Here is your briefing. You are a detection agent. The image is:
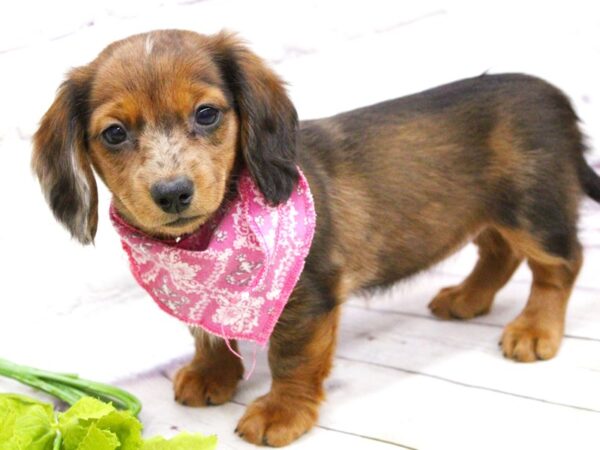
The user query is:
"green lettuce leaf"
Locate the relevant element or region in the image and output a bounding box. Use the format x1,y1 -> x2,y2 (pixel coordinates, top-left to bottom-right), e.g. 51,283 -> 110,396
60,423 -> 89,450
0,393 -> 59,450
58,397 -> 143,450
76,424 -> 120,450
142,433 -> 218,450
58,397 -> 116,450
59,397 -> 115,424
1,394 -> 218,450
95,410 -> 143,450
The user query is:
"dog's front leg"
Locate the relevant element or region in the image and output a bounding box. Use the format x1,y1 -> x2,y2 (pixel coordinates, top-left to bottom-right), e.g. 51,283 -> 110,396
236,300 -> 341,447
174,330 -> 244,406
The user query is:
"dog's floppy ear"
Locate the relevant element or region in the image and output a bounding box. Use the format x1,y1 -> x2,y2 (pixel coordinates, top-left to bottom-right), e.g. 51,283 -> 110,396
32,67 -> 98,245
210,32 -> 299,205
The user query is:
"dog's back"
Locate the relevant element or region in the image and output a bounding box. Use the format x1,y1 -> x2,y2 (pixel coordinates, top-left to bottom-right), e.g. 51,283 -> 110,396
299,73 -> 592,286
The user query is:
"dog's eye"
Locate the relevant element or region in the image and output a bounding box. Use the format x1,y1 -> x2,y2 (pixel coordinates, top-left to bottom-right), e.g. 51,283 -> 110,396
102,125 -> 128,146
195,106 -> 220,127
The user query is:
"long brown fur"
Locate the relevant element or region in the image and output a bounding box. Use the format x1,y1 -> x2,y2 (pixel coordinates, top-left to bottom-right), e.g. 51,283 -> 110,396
32,30 -> 600,446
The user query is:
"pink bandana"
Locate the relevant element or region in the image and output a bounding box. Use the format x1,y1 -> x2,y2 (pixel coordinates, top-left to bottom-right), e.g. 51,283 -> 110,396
110,169 -> 316,346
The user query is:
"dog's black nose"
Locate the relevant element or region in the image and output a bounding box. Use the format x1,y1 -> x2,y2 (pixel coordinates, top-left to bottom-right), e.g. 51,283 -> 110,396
151,177 -> 194,213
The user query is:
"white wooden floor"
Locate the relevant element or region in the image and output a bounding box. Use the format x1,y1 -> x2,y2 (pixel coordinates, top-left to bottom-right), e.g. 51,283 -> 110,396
1,1 -> 599,449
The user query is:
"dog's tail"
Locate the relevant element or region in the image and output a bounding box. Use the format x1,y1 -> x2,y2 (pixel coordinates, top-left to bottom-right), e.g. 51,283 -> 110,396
578,156 -> 600,203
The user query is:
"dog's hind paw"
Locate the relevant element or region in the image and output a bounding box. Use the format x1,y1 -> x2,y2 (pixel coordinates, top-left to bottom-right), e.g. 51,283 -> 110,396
500,315 -> 562,362
428,285 -> 493,320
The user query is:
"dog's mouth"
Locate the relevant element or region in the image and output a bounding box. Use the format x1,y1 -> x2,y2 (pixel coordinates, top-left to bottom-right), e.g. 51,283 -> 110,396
164,215 -> 204,228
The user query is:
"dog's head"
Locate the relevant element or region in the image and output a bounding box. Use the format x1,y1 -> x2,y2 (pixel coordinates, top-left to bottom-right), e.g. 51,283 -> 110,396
32,30 -> 298,243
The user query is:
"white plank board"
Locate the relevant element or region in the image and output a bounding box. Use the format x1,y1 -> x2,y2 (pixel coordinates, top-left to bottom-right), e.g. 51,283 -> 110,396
119,350 -> 600,450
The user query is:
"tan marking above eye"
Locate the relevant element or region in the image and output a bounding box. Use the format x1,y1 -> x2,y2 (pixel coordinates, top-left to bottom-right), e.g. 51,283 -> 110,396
90,101 -> 137,138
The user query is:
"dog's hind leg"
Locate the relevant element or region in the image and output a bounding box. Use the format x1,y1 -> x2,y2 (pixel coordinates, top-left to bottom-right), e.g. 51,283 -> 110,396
429,228 -> 523,320
499,231 -> 582,362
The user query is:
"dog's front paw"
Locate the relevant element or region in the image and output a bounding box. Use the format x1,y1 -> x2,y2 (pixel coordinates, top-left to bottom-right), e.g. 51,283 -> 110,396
500,315 -> 563,362
235,393 -> 318,447
429,285 -> 493,320
174,357 -> 244,406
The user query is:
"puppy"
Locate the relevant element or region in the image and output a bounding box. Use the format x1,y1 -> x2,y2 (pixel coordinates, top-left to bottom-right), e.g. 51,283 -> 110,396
32,30 -> 600,446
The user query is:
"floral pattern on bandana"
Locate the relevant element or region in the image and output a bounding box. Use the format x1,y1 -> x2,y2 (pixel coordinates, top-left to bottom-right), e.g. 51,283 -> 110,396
110,169 -> 316,346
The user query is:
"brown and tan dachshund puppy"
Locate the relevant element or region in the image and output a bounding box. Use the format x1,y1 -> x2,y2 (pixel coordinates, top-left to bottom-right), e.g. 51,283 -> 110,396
32,30 -> 600,446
